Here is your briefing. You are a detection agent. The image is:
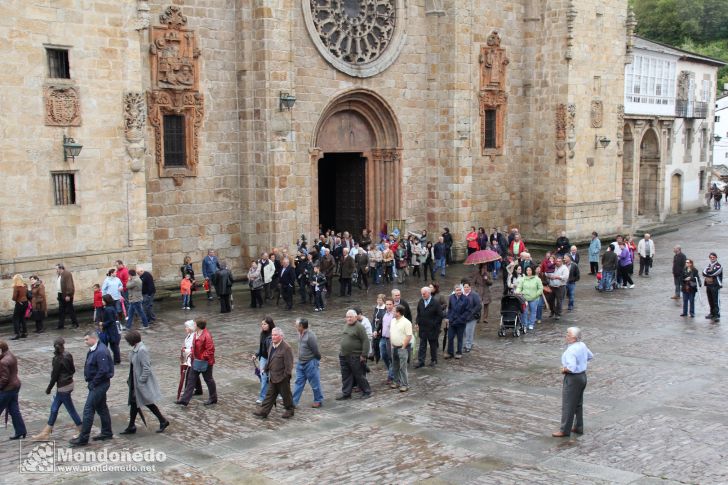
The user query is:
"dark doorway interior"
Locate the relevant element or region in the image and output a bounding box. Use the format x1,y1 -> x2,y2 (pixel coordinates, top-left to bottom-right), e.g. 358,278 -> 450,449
318,153 -> 366,237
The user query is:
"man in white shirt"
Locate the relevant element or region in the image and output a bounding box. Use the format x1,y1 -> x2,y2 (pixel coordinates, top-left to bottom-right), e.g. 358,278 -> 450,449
552,327 -> 593,438
637,233 -> 656,277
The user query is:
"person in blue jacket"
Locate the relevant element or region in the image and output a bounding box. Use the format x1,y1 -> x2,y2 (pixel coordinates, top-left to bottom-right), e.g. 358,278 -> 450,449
445,284 -> 469,359
69,330 -> 114,447
202,249 -> 221,300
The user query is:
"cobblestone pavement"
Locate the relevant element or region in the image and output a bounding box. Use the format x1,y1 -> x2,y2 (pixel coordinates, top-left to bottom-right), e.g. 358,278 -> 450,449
2,211 -> 728,484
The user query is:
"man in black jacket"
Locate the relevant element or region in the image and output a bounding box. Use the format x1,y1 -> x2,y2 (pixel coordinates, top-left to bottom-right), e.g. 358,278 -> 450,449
672,246 -> 687,299
212,262 -> 234,313
279,258 -> 296,310
564,255 -> 580,311
136,266 -> 156,322
415,286 -> 445,368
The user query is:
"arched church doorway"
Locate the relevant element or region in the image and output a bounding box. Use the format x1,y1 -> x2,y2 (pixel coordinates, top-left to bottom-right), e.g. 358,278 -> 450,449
638,129 -> 660,217
311,90 -> 402,238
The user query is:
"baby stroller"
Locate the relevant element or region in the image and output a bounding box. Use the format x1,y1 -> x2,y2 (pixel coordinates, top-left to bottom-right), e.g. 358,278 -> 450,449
498,294 -> 526,337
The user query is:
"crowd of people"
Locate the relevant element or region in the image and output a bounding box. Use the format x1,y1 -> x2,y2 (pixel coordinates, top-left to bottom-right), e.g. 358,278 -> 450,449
0,224 -> 723,445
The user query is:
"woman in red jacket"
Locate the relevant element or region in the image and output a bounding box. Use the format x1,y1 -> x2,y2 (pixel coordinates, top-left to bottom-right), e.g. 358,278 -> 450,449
176,319 -> 217,406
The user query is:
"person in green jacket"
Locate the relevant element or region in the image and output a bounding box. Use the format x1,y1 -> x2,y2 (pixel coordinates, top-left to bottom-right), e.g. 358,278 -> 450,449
516,266 -> 544,331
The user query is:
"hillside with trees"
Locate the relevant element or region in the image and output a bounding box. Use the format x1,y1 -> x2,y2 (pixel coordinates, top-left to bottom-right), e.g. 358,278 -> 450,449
631,0 -> 728,92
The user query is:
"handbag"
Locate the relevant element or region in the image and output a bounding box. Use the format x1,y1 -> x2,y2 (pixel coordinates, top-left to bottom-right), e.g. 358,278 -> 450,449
704,276 -> 715,285
192,358 -> 209,373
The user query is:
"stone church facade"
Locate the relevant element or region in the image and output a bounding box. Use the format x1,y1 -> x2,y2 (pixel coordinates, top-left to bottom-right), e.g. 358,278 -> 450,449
0,0 -> 632,314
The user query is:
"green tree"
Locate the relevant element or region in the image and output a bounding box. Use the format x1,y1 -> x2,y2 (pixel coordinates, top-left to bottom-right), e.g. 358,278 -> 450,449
632,0 -> 728,91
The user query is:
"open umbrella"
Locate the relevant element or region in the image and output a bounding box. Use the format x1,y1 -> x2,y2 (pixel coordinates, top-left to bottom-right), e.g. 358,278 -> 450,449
464,249 -> 502,265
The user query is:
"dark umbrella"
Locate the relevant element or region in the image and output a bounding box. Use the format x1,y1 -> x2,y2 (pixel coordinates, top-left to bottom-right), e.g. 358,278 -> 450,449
464,249 -> 502,265
137,408 -> 148,428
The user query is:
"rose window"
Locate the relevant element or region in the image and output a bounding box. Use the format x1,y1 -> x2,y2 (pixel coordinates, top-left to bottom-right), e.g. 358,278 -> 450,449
310,0 -> 396,65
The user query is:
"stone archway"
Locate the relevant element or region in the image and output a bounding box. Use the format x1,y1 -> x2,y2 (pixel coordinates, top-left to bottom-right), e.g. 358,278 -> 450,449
638,128 -> 660,217
310,89 -> 402,237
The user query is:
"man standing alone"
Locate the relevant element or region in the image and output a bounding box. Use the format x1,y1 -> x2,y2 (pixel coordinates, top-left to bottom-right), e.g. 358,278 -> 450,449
292,318 -> 324,408
552,327 -> 593,438
637,234 -> 655,277
254,327 -> 295,419
336,310 -> 371,400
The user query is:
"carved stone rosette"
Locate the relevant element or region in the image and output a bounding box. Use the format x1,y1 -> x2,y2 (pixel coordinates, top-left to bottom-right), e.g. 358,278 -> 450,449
590,100 -> 603,128
555,104 -> 567,162
147,90 -> 204,179
44,85 -> 81,127
147,5 -> 203,185
124,92 -> 147,172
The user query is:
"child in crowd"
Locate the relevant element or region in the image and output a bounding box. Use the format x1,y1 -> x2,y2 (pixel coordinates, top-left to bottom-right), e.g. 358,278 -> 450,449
92,284 -> 104,323
180,273 -> 192,310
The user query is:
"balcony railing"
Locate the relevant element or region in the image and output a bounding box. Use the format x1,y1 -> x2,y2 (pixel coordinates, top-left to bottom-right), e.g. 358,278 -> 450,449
675,99 -> 708,119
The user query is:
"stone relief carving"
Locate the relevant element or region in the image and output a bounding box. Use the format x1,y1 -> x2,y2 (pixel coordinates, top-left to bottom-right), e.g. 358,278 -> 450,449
147,6 -> 204,184
150,5 -> 200,90
134,0 -> 151,31
616,104 -> 625,157
147,90 -> 205,177
567,103 -> 576,158
478,31 -> 509,156
44,85 -> 81,127
310,0 -> 395,65
556,104 -> 567,162
124,92 -> 147,172
479,31 -> 509,90
590,100 -> 603,128
565,0 -> 577,60
479,30 -> 509,156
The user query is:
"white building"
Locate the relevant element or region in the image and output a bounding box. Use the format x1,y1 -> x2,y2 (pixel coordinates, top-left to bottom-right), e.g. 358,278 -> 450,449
713,94 -> 728,182
622,37 -> 725,228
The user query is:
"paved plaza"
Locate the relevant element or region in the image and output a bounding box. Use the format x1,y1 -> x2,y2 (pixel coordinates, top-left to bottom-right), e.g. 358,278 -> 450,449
2,212 -> 728,484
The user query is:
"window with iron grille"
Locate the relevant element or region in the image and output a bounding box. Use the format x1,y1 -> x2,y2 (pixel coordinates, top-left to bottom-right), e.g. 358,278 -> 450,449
47,48 -> 70,79
699,170 -> 705,191
163,115 -> 186,167
52,172 -> 76,205
483,109 -> 497,149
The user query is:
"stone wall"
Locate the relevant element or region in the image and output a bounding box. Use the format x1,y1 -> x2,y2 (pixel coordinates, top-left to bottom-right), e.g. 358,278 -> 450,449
0,0 -> 150,314
144,1 -> 243,286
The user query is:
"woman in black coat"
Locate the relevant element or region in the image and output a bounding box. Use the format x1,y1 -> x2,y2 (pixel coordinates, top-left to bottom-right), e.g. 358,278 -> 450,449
100,294 -> 121,364
680,259 -> 701,318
